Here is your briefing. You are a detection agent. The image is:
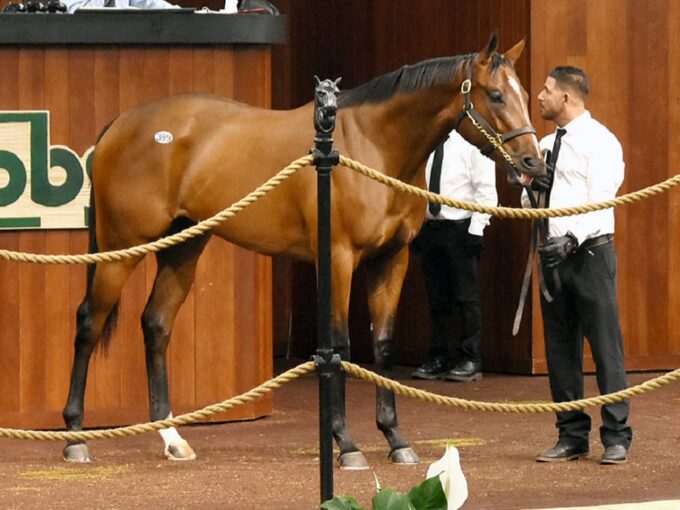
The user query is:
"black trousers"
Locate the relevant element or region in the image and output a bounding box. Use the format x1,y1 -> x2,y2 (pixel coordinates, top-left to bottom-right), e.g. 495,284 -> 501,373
540,240 -> 632,448
417,219 -> 481,365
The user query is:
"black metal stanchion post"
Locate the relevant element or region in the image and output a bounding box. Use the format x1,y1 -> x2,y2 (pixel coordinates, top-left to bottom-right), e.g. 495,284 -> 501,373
311,77 -> 341,505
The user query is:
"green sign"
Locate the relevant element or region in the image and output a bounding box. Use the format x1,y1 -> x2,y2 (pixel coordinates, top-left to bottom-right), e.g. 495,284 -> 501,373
0,111 -> 93,229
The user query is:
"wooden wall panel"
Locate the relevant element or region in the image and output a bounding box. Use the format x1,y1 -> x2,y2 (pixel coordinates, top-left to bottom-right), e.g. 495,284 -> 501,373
529,0 -> 680,372
0,45 -> 273,428
273,0 -> 680,375
273,0 -> 535,372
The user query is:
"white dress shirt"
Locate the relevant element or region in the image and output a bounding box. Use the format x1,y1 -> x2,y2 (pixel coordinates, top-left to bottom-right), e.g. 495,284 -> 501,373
528,111 -> 624,245
425,130 -> 498,236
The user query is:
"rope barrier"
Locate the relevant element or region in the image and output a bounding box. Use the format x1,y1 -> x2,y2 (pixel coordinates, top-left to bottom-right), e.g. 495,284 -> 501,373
338,155 -> 680,219
341,362 -> 680,413
0,153 -> 679,441
0,155 -> 312,265
0,362 -> 316,441
1,361 -> 678,441
1,153 -> 679,263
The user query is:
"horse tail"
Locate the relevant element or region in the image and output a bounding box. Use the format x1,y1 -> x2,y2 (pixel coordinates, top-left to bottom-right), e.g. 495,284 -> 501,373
88,120 -> 119,353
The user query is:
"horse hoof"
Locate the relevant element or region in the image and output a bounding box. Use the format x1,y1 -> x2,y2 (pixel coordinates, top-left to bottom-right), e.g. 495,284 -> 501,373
389,447 -> 420,465
63,443 -> 92,463
164,439 -> 197,461
338,451 -> 369,471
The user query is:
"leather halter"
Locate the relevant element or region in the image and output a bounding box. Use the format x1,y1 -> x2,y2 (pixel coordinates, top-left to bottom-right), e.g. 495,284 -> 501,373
449,57 -> 557,333
453,57 -> 537,159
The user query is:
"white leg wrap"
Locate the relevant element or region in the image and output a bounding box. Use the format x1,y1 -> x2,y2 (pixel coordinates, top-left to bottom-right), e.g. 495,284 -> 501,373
159,413 -> 197,461
159,413 -> 183,448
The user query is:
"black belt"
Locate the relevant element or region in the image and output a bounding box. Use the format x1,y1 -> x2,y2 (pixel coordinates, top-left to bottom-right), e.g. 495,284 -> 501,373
579,233 -> 614,251
425,218 -> 470,229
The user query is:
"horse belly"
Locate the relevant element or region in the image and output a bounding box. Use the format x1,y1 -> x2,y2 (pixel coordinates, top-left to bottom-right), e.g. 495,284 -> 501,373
180,143 -> 317,260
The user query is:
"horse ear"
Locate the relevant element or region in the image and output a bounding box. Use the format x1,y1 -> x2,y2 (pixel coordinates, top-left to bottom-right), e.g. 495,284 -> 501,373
315,75 -> 321,86
504,39 -> 526,66
476,32 -> 499,65
334,77 -> 342,87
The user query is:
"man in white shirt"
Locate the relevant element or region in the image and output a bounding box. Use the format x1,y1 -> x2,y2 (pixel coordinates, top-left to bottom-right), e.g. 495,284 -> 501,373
411,130 -> 497,382
526,66 -> 632,465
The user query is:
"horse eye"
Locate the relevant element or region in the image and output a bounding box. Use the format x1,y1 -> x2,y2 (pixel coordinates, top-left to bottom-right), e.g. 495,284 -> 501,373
488,90 -> 504,103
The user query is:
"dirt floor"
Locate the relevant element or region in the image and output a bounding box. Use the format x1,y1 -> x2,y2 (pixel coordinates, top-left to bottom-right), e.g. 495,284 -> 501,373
0,360 -> 678,510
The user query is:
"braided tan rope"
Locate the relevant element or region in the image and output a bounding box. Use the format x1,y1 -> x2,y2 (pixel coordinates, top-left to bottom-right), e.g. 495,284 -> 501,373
339,155 -> 680,219
1,360 -> 678,441
2,153 -> 680,264
340,361 -> 680,413
0,361 -> 315,441
0,155 -> 313,265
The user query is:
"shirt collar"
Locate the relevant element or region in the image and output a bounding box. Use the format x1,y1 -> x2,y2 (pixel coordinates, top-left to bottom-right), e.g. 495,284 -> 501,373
558,110 -> 591,135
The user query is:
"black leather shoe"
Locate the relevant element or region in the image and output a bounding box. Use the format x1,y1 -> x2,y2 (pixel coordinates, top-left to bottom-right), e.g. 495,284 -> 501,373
445,360 -> 481,382
411,357 -> 448,380
536,442 -> 589,462
600,444 -> 628,464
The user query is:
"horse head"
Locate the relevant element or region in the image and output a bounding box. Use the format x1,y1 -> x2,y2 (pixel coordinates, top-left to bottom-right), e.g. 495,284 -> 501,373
454,34 -> 546,186
314,76 -> 341,134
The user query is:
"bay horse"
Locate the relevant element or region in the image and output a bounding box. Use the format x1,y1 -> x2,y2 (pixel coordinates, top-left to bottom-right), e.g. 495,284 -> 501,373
62,34 -> 545,469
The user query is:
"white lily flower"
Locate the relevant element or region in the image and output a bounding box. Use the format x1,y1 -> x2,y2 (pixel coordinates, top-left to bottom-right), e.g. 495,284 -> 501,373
426,444 -> 468,510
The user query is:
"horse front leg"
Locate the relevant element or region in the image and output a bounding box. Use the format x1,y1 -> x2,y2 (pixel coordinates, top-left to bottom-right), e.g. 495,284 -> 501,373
366,247 -> 419,465
142,235 -> 208,461
325,249 -> 368,470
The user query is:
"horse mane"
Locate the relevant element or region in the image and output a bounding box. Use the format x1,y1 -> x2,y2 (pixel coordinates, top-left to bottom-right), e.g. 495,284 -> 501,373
337,52 -> 508,108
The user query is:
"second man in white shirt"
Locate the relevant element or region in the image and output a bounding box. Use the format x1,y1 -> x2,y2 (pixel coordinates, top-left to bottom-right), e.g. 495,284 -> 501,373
412,130 -> 497,382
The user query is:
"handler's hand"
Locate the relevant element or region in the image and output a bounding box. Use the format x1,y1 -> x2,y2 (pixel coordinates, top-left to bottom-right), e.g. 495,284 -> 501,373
539,234 -> 577,268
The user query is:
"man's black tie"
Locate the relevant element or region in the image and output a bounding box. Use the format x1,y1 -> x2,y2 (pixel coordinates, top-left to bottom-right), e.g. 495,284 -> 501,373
548,127 -> 567,172
544,127 -> 566,233
428,141 -> 445,216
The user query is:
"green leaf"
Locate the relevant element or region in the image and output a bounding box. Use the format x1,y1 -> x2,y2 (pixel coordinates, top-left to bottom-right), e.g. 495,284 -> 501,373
407,476 -> 447,510
372,488 -> 416,510
321,495 -> 364,510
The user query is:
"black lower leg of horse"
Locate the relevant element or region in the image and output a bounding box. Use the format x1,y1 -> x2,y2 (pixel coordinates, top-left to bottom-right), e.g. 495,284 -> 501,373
330,329 -> 360,455
143,232 -> 208,422
365,248 -> 418,463
63,300 -> 97,436
374,336 -> 408,452
141,312 -> 172,422
62,258 -> 141,462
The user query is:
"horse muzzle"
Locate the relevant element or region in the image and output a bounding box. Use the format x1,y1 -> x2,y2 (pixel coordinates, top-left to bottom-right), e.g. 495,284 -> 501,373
506,155 -> 546,186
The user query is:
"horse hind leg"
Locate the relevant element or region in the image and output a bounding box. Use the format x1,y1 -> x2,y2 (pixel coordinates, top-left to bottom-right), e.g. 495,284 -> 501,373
141,228 -> 209,461
366,248 -> 419,465
63,257 -> 143,462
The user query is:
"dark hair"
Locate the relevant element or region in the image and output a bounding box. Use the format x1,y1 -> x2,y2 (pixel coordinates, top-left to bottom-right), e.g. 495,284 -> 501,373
338,55 -> 468,108
549,66 -> 590,100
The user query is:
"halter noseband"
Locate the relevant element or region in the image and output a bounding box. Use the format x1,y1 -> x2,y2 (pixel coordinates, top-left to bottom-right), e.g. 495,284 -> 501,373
452,58 -> 536,164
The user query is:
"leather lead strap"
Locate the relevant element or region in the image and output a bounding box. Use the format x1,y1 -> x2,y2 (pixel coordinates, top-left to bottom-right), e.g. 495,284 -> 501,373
513,221 -> 538,336
512,187 -> 556,336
